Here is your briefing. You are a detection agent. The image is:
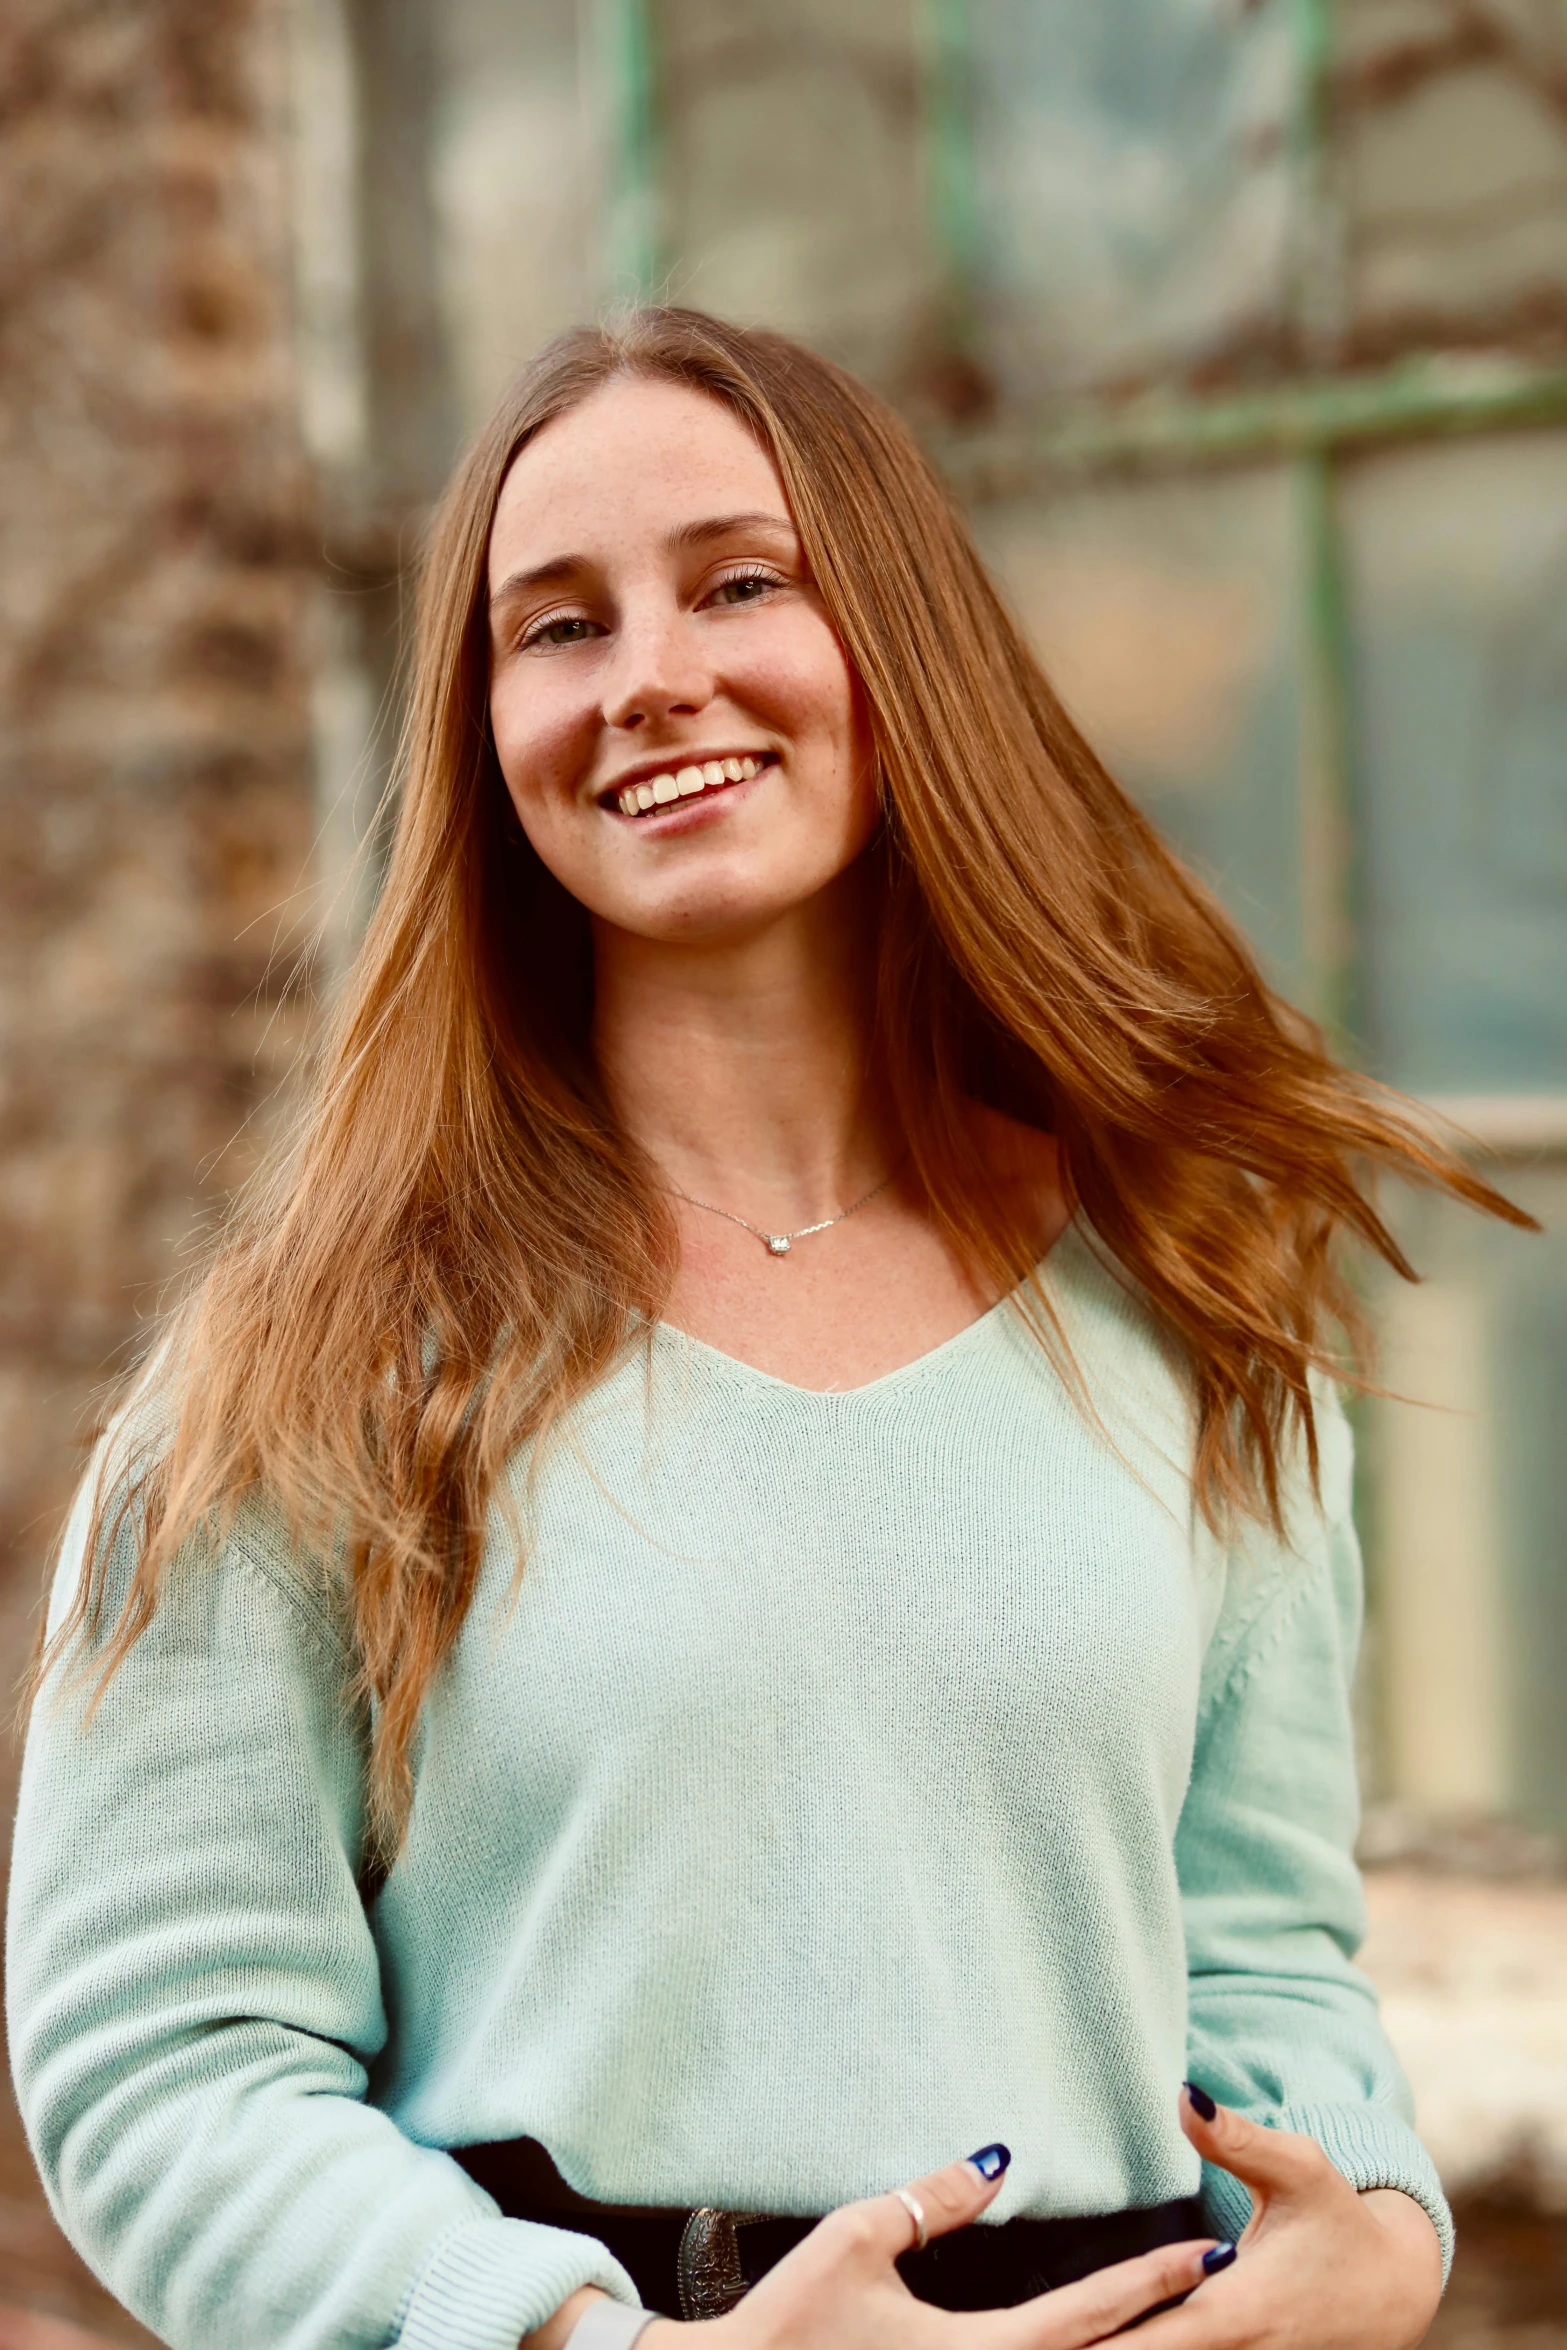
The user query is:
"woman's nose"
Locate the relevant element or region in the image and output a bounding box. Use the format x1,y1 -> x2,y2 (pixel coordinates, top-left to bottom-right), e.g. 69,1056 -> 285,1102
602,610 -> 715,731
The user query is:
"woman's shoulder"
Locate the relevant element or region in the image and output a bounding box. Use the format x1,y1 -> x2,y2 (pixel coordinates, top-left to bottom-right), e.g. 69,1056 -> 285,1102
43,1402 -> 356,1682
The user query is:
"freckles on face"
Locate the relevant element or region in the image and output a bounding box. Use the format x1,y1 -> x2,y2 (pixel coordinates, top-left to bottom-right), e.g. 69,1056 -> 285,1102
484,375 -> 879,942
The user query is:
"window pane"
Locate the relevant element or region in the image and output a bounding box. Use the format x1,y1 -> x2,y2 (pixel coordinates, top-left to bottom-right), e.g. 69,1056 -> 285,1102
659,0 -> 936,389
1340,0 -> 1567,362
973,464 -> 1308,999
1370,1169 -> 1567,1842
1344,433 -> 1567,1096
432,0 -> 603,437
967,0 -> 1299,401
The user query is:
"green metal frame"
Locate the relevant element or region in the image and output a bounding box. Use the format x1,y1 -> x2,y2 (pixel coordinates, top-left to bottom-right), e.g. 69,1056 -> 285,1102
934,353 -> 1567,491
919,0 -> 982,350
1291,0 -> 1356,1048
1294,446 -> 1359,1039
599,0 -> 663,300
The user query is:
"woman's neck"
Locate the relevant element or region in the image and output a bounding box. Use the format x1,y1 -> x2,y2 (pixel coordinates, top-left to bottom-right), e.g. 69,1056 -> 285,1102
590,880 -> 890,1227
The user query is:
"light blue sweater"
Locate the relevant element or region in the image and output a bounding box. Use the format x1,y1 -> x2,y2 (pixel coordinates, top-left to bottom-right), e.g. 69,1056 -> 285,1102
7,1224 -> 1448,2350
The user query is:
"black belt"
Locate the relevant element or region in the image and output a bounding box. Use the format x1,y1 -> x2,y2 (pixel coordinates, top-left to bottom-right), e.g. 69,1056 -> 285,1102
455,2137 -> 1206,2323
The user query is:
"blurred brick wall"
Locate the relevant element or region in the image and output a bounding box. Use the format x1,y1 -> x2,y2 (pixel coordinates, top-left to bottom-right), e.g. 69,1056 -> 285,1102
0,0 -> 316,2329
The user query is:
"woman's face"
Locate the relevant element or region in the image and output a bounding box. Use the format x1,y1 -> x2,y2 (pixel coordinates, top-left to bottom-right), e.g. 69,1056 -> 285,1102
486,376 -> 879,947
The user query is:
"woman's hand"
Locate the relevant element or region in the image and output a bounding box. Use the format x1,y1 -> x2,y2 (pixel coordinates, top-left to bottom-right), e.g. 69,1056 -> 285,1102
637,2148 -> 1224,2347
1129,2088 -> 1444,2350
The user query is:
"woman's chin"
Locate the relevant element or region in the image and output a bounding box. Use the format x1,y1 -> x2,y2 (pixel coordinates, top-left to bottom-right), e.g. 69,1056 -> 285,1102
582,853 -> 869,955
590,889 -> 821,954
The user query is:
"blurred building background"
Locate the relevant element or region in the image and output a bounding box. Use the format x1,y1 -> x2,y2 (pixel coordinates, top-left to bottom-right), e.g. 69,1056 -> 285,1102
2,2 -> 1566,2344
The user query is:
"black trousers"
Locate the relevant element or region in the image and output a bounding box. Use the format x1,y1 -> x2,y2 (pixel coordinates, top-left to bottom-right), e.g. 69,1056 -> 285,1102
455,2137 -> 1206,2322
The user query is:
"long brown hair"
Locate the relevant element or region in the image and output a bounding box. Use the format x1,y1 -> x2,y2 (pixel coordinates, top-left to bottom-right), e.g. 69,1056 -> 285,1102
48,306 -> 1526,1854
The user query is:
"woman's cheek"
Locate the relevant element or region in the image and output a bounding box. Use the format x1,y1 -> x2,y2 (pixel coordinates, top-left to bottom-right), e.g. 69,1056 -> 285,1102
490,691 -> 575,818
736,673 -> 850,769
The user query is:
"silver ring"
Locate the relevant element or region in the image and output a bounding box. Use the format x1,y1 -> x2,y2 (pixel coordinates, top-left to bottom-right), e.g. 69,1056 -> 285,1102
891,2187 -> 928,2253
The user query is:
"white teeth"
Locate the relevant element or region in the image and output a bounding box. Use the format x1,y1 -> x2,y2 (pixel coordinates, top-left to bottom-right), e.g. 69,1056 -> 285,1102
614,753 -> 770,817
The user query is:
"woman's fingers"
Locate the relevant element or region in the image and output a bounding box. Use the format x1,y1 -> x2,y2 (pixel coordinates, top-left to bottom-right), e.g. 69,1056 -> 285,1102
736,2156 -> 1224,2350
1180,2082 -> 1348,2206
999,2237 -> 1229,2350
825,2143 -> 1012,2267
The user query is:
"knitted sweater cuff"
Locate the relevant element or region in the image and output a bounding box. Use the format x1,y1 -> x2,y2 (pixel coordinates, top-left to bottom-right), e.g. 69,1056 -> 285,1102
396,2214 -> 640,2350
1198,2102 -> 1454,2286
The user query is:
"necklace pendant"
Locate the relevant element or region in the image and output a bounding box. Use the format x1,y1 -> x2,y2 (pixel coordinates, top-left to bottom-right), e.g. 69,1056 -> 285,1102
765,1234 -> 792,1256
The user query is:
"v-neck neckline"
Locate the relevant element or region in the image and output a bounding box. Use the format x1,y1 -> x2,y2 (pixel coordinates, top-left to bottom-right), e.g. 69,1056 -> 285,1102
653,1216 -> 1090,1401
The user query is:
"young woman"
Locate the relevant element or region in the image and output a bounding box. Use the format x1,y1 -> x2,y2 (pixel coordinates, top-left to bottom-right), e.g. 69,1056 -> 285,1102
9,310 -> 1520,2350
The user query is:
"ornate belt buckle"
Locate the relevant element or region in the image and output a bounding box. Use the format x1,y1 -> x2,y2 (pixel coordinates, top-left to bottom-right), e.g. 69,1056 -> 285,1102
677,2206 -> 769,2320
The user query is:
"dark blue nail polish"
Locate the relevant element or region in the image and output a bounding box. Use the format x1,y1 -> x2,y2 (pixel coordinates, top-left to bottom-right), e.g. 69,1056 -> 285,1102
967,2143 -> 1011,2180
1184,2081 -> 1217,2122
1202,2243 -> 1237,2276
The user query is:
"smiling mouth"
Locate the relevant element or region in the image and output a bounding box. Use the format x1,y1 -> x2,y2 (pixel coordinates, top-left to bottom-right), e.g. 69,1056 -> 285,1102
606,751 -> 775,820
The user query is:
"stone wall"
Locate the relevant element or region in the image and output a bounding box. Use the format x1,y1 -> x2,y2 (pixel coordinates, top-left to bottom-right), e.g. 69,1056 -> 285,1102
0,1 -> 316,2329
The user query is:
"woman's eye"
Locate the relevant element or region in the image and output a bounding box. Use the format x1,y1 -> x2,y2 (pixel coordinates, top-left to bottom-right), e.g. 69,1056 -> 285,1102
522,615 -> 599,651
708,571 -> 779,607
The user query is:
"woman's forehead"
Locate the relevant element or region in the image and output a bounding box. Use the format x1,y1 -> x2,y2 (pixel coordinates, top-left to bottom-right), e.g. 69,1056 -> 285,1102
489,377 -> 788,579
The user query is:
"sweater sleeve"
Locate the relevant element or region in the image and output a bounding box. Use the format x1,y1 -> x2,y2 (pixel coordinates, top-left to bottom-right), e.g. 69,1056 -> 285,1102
1174,1386 -> 1453,2278
5,1478 -> 638,2350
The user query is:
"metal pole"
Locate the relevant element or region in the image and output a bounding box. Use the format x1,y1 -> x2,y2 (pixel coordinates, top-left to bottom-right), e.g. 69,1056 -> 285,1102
596,0 -> 662,301
1288,0 -> 1344,366
1286,0 -> 1384,1790
919,0 -> 980,350
934,355 -> 1567,490
1295,446 -> 1361,1043
1286,0 -> 1360,1046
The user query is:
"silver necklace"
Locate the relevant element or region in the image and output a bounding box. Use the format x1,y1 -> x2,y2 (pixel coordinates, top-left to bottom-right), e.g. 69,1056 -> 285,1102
668,1168 -> 896,1257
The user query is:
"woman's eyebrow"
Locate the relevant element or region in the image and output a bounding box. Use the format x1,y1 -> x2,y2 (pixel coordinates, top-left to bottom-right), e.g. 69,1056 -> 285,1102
489,512 -> 797,610
489,554 -> 584,610
666,510 -> 797,551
